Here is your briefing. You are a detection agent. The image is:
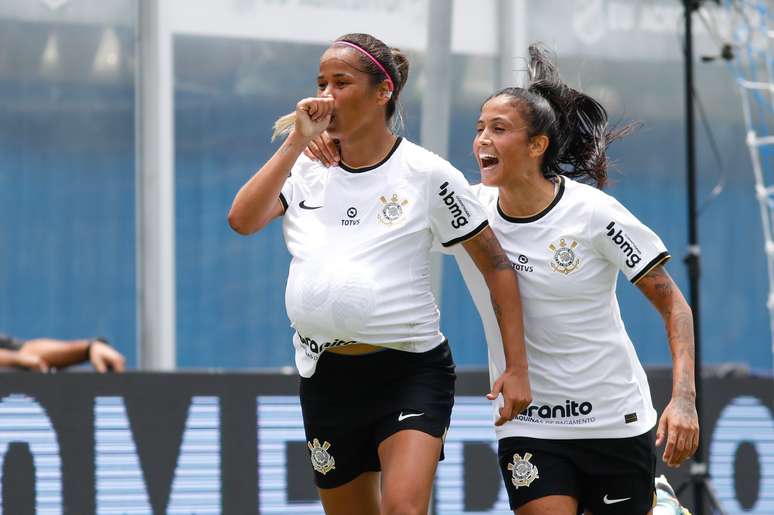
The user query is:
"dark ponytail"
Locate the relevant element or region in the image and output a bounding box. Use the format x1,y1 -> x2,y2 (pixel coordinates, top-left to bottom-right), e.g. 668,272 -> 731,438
486,44 -> 636,189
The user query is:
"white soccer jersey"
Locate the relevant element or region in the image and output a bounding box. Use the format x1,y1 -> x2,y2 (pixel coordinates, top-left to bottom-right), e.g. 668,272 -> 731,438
280,138 -> 488,377
448,176 -> 670,439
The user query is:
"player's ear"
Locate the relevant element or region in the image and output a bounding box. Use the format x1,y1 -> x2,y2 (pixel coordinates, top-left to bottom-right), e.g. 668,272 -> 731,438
529,135 -> 549,158
377,82 -> 392,105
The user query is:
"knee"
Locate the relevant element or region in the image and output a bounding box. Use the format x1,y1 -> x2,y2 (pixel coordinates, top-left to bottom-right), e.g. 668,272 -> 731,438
381,498 -> 427,515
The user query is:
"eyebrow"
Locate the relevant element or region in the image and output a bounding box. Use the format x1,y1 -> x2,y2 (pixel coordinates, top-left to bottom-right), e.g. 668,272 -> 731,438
317,72 -> 354,80
483,116 -> 511,124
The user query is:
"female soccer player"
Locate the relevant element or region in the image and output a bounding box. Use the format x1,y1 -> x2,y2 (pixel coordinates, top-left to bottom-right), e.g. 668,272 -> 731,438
457,45 -> 699,514
228,33 -> 531,515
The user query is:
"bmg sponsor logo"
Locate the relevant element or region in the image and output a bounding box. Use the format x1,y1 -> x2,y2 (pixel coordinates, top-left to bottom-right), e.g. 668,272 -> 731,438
606,221 -> 642,268
438,182 -> 470,229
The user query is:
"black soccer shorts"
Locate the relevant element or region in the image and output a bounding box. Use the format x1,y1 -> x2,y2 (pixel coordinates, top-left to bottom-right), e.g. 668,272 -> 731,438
299,340 -> 455,489
498,430 -> 656,514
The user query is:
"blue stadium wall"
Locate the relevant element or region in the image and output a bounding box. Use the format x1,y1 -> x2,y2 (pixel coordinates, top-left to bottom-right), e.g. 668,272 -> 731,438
0,33 -> 770,372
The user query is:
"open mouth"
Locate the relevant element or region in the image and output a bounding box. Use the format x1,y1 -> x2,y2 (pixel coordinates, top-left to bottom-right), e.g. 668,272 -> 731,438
479,154 -> 499,169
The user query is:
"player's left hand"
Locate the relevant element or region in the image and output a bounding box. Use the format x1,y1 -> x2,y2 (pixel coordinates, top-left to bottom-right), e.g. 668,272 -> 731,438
487,368 -> 531,426
89,340 -> 126,373
303,131 -> 340,167
656,395 -> 699,468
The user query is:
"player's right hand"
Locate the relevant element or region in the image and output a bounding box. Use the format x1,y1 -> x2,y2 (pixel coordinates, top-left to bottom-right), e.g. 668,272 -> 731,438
488,369 -> 531,426
90,341 -> 126,373
303,131 -> 340,167
294,97 -> 334,141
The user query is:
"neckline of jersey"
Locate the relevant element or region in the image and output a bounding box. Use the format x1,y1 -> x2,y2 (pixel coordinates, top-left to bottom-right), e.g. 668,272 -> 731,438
497,176 -> 566,224
338,137 -> 403,173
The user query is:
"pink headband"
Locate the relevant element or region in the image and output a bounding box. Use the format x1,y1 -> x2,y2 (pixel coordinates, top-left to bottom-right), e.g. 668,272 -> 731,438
333,41 -> 395,92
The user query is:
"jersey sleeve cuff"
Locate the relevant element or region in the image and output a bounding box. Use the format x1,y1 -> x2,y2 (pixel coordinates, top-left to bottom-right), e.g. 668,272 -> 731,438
279,193 -> 289,214
440,220 -> 489,248
631,251 -> 671,284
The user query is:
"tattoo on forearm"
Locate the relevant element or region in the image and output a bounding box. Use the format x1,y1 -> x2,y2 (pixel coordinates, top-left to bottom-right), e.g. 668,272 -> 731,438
491,294 -> 503,323
640,266 -> 697,399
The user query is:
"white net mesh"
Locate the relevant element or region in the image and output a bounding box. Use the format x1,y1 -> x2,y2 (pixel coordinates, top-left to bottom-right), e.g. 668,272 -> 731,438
725,0 -> 774,370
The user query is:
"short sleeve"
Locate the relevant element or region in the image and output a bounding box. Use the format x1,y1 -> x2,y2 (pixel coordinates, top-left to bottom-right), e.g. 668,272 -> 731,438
279,174 -> 293,214
590,194 -> 671,283
430,164 -> 489,247
279,154 -> 319,214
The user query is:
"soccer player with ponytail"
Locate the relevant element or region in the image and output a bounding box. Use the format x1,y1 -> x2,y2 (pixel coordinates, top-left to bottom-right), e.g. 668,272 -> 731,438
458,45 -> 699,514
229,33 -> 532,515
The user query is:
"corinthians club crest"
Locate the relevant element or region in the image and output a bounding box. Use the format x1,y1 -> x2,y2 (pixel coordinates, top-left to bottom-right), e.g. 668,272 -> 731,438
378,193 -> 409,225
507,452 -> 539,488
549,237 -> 581,275
308,438 -> 336,475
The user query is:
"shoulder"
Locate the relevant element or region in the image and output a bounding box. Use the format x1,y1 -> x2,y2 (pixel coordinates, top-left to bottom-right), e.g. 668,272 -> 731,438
289,153 -> 328,184
397,139 -> 462,177
561,176 -> 618,217
563,176 -> 606,200
470,183 -> 498,208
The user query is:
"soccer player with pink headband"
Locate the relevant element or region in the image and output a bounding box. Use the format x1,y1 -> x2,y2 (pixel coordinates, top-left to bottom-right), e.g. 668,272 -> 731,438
229,33 -> 532,515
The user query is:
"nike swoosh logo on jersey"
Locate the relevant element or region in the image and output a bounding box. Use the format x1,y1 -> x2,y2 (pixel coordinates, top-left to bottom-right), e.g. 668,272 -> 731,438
299,200 -> 323,210
602,495 -> 631,505
398,412 -> 424,422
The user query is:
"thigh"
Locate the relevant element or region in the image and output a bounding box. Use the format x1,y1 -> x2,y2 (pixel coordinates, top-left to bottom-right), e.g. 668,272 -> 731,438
498,437 -> 581,513
318,471 -> 380,515
576,432 -> 656,515
378,429 -> 443,515
518,495 -> 578,515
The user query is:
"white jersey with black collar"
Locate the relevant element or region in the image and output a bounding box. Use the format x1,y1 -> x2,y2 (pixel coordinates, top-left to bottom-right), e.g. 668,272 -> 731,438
280,137 -> 488,377
448,176 -> 670,439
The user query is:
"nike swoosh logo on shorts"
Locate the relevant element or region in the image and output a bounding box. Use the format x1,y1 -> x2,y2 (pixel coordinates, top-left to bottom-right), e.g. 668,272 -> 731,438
602,495 -> 631,505
398,412 -> 424,422
299,200 -> 323,210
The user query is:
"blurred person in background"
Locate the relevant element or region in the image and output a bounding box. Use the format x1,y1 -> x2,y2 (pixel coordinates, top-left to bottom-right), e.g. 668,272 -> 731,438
228,32 -> 531,515
0,333 -> 125,373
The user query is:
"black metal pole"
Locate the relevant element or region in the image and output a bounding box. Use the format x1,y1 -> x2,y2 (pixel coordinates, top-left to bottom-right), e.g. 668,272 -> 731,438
683,1 -> 705,514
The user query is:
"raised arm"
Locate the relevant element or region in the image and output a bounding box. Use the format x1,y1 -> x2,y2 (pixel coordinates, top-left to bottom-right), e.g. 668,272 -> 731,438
636,265 -> 699,467
462,226 -> 531,426
228,97 -> 333,235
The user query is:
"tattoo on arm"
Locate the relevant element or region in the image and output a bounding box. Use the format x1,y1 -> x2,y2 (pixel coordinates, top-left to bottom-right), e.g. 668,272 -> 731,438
641,265 -> 673,300
638,265 -> 677,318
478,229 -> 513,272
490,294 -> 503,324
671,311 -> 695,397
640,265 -> 696,400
